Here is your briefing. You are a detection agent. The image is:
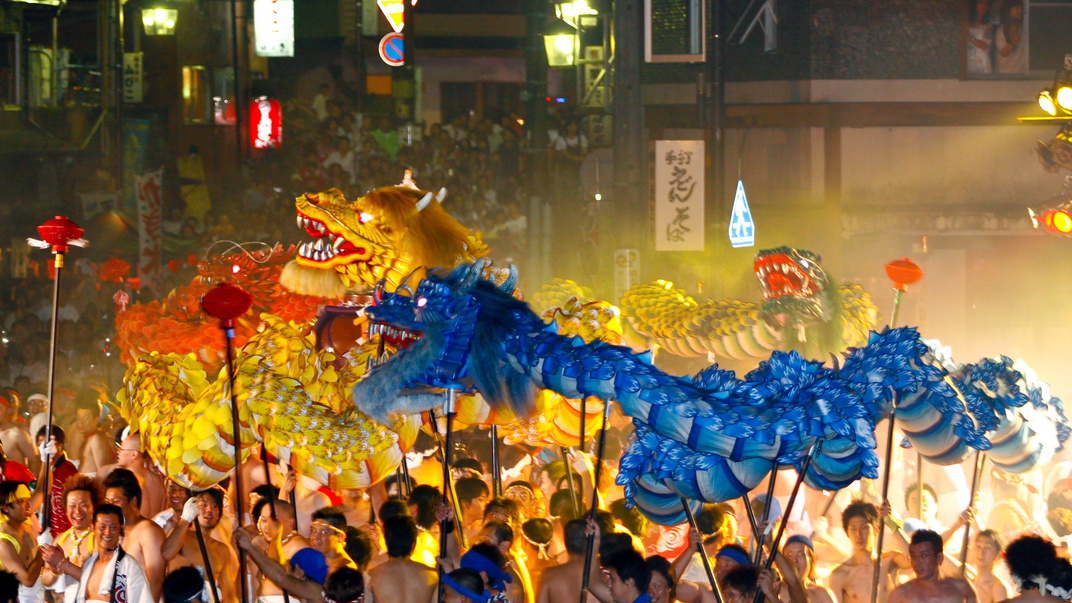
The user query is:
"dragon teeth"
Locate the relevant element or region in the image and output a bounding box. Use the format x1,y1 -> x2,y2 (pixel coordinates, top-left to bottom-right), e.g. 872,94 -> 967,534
332,237 -> 343,249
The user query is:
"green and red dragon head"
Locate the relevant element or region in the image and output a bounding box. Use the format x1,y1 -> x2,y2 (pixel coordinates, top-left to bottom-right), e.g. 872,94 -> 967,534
754,246 -> 875,356
281,186 -> 488,296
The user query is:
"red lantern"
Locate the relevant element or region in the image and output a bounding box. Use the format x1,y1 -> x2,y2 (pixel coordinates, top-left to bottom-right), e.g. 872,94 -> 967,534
168,260 -> 181,273
249,98 -> 283,150
99,258 -> 132,282
201,283 -> 253,329
884,258 -> 923,292
36,216 -> 84,255
187,254 -> 199,266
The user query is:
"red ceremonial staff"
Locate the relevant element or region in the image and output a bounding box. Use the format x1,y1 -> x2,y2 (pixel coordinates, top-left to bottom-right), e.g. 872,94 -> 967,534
201,282 -> 253,603
27,217 -> 87,531
869,258 -> 923,603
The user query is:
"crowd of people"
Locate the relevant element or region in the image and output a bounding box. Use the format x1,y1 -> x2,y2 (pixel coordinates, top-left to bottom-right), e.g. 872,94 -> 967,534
0,366 -> 1065,603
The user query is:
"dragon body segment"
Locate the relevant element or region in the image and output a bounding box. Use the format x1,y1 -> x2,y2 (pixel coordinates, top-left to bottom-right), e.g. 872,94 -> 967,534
356,261 -> 1068,525
620,247 -> 877,362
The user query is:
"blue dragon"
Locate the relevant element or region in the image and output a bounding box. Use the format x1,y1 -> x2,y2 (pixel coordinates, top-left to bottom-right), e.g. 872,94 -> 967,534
353,260 -> 1068,524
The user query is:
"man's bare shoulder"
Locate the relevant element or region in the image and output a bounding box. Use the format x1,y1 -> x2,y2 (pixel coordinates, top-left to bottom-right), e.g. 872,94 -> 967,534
130,517 -> 165,541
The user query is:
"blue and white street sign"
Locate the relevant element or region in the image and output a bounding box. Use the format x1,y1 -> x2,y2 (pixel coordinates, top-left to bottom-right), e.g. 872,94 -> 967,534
728,180 -> 755,248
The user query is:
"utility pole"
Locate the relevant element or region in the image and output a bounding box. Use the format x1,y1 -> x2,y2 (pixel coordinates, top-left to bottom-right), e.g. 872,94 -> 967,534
526,0 -> 550,285
612,0 -> 644,254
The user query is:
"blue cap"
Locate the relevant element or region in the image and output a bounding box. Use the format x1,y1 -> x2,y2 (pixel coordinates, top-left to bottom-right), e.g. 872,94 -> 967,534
289,548 -> 328,585
785,534 -> 814,550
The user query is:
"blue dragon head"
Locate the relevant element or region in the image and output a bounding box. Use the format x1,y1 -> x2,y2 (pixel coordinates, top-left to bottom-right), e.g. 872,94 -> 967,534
357,259 -> 534,419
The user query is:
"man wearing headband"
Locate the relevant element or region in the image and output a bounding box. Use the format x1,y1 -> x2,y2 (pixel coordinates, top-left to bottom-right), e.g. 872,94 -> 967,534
443,568 -> 489,603
161,489 -> 238,603
366,516 -> 437,603
70,504 -> 155,603
309,507 -> 356,575
0,481 -> 44,594
829,500 -> 910,603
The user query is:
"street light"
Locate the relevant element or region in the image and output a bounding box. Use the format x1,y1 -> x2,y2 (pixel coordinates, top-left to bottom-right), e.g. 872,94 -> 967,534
544,18 -> 576,67
553,0 -> 599,26
142,8 -> 178,35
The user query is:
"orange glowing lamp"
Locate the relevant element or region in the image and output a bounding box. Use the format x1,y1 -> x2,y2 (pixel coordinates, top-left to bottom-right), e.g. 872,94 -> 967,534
1044,208 -> 1072,234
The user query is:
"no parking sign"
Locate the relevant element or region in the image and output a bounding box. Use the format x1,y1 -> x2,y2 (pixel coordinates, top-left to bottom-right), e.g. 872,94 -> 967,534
379,33 -> 405,67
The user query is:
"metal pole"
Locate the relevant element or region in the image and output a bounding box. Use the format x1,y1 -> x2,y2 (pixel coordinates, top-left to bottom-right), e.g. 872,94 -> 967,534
39,249 -> 64,530
560,446 -> 580,518
753,443 -> 822,603
578,403 -> 611,603
230,0 -> 243,166
870,415 -> 898,603
752,460 -> 779,564
436,389 -> 457,603
258,445 -> 291,603
681,497 -> 724,603
223,327 -> 250,603
959,452 -> 986,576
490,424 -> 502,497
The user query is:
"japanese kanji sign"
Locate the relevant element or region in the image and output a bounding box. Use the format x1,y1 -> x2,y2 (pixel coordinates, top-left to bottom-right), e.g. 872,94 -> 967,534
654,140 -> 705,251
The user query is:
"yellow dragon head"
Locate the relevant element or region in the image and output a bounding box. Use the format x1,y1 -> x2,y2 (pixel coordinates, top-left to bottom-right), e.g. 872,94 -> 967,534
280,186 -> 487,296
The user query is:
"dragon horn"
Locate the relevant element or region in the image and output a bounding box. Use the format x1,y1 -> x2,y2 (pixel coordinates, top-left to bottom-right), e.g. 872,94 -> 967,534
459,259 -> 488,292
499,264 -> 518,293
416,192 -> 434,212
398,266 -> 423,292
436,188 -> 447,203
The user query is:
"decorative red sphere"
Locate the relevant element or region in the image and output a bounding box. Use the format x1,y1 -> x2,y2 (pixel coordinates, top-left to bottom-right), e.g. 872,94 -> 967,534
37,216 -> 84,254
884,257 -> 924,292
200,282 -> 253,328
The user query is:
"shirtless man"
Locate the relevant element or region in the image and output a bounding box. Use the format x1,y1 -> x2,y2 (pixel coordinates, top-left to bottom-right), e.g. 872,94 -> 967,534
162,488 -> 238,603
152,480 -> 188,533
103,468 -> 166,601
0,398 -> 37,475
536,519 -> 599,603
309,507 -> 356,575
887,530 -> 976,603
0,481 -> 44,589
103,432 -> 166,518
971,530 -> 1009,603
72,394 -> 115,477
252,498 -> 310,603
829,500 -> 911,603
68,504 -> 154,603
41,474 -> 99,603
366,515 -> 437,603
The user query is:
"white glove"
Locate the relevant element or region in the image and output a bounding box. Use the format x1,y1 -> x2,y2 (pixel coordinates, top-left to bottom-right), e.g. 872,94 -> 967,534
37,531 -> 53,546
570,450 -> 592,475
38,439 -> 56,463
181,497 -> 199,524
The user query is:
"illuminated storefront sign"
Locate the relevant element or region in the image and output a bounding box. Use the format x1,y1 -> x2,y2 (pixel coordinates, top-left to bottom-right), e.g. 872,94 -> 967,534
254,0 -> 294,57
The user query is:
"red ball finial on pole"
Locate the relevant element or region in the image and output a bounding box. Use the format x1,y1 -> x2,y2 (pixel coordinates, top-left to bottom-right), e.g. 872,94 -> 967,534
36,216 -> 85,255
200,282 -> 253,329
884,257 -> 924,292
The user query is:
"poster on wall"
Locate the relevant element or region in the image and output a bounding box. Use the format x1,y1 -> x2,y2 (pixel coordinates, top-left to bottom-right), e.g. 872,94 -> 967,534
654,140 -> 704,251
135,169 -> 163,290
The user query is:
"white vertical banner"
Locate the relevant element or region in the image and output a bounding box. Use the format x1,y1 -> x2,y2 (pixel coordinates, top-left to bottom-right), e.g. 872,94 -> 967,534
123,52 -> 143,103
135,169 -> 164,289
254,0 -> 295,57
654,140 -> 705,251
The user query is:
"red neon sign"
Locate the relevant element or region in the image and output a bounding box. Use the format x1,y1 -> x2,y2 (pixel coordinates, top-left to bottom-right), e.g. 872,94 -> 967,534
250,97 -> 283,149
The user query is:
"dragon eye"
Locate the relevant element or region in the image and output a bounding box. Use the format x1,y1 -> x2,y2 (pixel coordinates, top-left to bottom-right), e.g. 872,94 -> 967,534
359,212 -> 373,224
799,259 -> 810,268
416,298 -> 428,308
